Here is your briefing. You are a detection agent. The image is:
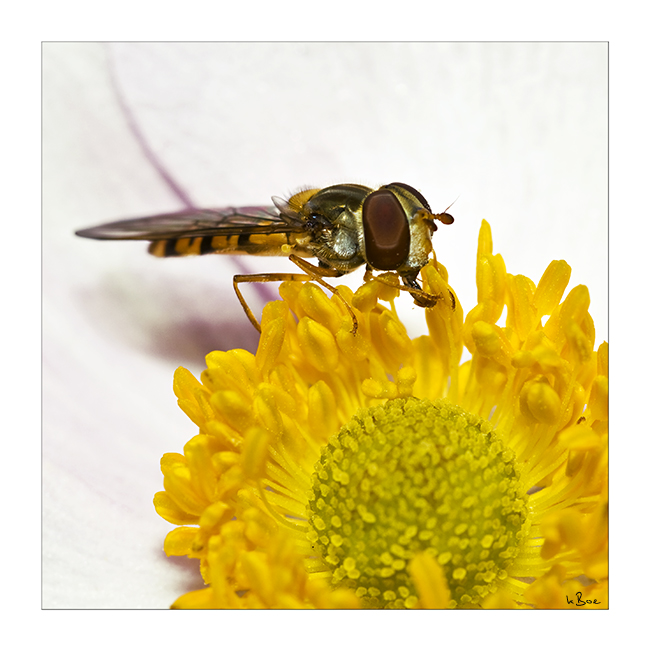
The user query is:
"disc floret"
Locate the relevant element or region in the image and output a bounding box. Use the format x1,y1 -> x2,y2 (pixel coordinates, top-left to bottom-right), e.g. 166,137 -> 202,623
307,398 -> 529,608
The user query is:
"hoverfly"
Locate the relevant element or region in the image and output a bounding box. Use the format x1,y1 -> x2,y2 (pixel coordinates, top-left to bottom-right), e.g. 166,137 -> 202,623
76,182 -> 454,334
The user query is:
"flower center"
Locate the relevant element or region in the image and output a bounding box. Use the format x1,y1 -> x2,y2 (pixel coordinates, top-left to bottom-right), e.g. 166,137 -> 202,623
306,398 -> 529,608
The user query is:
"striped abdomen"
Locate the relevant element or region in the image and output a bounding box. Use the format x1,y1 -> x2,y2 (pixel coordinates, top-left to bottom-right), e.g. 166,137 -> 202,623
148,231 -> 312,258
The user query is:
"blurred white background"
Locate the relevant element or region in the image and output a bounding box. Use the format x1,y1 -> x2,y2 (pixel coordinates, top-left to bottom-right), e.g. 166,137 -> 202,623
43,42 -> 607,608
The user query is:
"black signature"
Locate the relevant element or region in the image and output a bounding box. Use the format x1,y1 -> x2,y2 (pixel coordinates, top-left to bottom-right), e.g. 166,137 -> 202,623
566,591 -> 601,606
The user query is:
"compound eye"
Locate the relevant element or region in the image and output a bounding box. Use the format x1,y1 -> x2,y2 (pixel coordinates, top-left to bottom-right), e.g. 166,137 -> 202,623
362,189 -> 410,271
388,181 -> 432,212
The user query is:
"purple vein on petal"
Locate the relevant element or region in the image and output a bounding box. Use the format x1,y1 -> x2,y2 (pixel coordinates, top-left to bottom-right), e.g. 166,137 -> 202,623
106,45 -> 276,306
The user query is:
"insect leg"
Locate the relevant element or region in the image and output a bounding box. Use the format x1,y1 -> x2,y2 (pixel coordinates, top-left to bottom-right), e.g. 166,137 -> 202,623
233,272 -> 311,333
370,272 -> 449,309
288,255 -> 358,335
400,281 -> 443,308
401,255 -> 457,310
402,280 -> 456,311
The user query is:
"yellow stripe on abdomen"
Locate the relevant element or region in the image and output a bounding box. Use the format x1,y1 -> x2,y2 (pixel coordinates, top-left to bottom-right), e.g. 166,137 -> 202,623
148,232 -> 311,258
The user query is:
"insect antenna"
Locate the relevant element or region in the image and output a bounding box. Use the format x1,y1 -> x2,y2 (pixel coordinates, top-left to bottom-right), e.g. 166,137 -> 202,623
422,197 -> 458,231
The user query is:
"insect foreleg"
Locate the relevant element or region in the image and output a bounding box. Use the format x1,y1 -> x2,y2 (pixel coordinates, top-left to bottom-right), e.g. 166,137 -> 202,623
400,280 -> 443,308
288,255 -> 358,335
402,280 -> 456,310
368,271 -> 445,309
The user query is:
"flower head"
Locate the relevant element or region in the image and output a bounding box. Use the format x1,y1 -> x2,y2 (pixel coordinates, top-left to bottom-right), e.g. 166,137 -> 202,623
154,220 -> 608,609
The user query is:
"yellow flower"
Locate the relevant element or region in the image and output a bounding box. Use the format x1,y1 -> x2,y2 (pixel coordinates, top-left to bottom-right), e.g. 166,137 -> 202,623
154,220 -> 608,609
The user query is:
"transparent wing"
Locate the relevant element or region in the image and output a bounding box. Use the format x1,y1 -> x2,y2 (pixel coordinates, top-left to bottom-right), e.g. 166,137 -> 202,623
75,206 -> 305,241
